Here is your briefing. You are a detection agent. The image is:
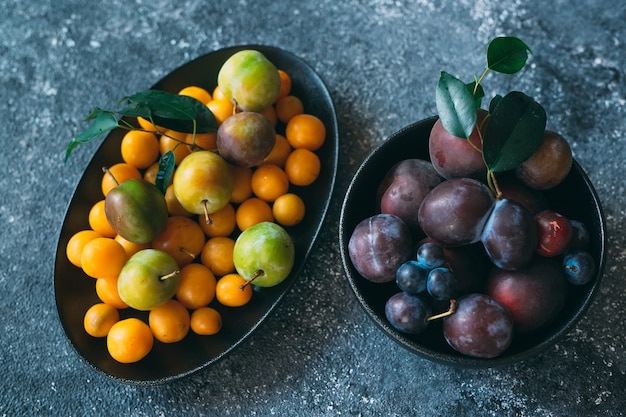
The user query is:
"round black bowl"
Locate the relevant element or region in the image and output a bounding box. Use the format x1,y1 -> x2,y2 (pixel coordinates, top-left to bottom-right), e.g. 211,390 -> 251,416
339,117 -> 606,367
54,45 -> 338,385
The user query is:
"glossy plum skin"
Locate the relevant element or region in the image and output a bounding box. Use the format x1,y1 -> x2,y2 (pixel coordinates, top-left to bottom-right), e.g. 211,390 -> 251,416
217,111 -> 276,168
385,292 -> 432,334
418,177 -> 495,247
515,130 -> 573,190
481,198 -> 537,271
105,179 -> 168,244
534,210 -> 573,257
486,256 -> 569,334
348,214 -> 413,283
377,159 -> 443,236
217,49 -> 281,112
428,109 -> 489,181
117,249 -> 181,311
416,241 -> 446,269
426,267 -> 457,300
173,150 -> 234,215
563,250 -> 596,286
443,293 -> 513,359
233,222 -> 295,287
395,260 -> 429,294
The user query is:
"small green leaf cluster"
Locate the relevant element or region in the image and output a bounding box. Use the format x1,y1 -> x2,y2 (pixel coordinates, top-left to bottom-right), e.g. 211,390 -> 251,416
65,90 -> 218,194
435,36 -> 546,190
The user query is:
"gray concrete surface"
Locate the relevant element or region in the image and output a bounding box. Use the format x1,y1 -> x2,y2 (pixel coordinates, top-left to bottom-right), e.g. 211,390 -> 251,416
1,0 -> 625,415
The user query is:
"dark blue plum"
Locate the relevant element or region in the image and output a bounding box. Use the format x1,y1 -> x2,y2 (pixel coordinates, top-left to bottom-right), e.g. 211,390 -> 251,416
418,178 -> 495,247
563,250 -> 596,285
427,267 -> 457,300
395,261 -> 429,294
481,198 -> 537,271
384,292 -> 431,334
443,293 -> 513,358
416,242 -> 446,269
348,214 -> 413,283
568,220 -> 590,251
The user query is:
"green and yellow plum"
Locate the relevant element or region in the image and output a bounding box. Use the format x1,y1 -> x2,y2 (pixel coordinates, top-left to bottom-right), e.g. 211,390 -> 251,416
217,50 -> 281,112
117,249 -> 181,311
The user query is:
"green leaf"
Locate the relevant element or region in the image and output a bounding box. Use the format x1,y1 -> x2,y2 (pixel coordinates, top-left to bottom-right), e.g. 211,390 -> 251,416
487,37 -> 532,75
118,90 -> 217,134
482,91 -> 546,172
436,71 -> 477,139
466,81 -> 485,109
155,150 -> 176,195
488,95 -> 503,114
65,110 -> 119,162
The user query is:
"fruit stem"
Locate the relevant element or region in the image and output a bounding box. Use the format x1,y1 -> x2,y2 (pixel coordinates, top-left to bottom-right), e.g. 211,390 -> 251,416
239,269 -> 265,290
426,299 -> 457,321
179,247 -> 197,260
160,270 -> 180,281
202,200 -> 213,225
487,170 -> 503,199
491,171 -> 503,199
101,166 -> 119,186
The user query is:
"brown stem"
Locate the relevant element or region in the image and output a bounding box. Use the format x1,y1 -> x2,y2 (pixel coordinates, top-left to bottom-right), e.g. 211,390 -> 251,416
239,269 -> 265,290
160,270 -> 180,281
101,166 -> 120,186
202,200 -> 212,225
179,247 -> 197,260
490,171 -> 503,199
426,299 -> 457,322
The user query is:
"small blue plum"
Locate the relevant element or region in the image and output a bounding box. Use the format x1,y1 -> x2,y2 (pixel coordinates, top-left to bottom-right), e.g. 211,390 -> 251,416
427,267 -> 457,300
385,292 -> 431,334
416,242 -> 446,269
563,250 -> 596,285
395,261 -> 429,294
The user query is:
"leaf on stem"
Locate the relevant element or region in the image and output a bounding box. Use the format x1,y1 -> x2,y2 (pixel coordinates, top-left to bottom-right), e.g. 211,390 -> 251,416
436,71 -> 477,139
65,110 -> 119,161
482,91 -> 546,172
487,37 -> 532,75
117,90 -> 217,134
466,81 -> 485,109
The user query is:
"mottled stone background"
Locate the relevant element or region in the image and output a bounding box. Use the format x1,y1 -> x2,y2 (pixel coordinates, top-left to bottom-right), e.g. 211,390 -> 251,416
1,0 -> 625,415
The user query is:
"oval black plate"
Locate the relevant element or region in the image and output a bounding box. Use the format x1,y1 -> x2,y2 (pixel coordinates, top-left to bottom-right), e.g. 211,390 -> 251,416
54,45 -> 338,384
339,117 -> 607,368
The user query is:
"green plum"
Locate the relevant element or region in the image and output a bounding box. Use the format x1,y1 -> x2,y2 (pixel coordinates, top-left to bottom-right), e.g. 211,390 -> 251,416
217,111 -> 276,168
173,150 -> 234,219
217,50 -> 281,112
117,249 -> 181,311
105,178 -> 168,244
233,222 -> 295,287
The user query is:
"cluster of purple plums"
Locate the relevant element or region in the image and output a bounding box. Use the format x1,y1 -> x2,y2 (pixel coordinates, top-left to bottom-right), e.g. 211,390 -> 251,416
348,114 -> 597,359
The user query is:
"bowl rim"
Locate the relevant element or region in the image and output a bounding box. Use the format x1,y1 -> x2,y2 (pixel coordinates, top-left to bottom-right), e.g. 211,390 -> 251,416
339,116 -> 607,368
